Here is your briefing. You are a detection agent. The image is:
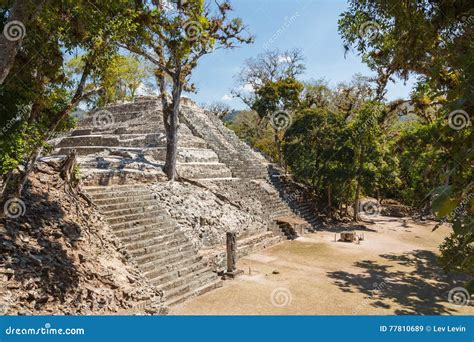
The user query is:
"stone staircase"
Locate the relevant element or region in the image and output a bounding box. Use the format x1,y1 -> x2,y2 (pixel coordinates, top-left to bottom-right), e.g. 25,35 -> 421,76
267,165 -> 321,230
84,184 -> 223,306
181,105 -> 269,179
53,99 -> 232,185
179,103 -> 319,231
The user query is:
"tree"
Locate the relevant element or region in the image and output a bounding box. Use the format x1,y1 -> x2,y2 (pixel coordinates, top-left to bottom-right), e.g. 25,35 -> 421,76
0,0 -> 134,197
339,0 -> 473,281
250,77 -> 304,163
204,102 -> 232,120
283,107 -> 352,215
123,0 -> 252,180
68,54 -> 153,106
232,48 -> 305,107
346,101 -> 388,221
0,0 -> 45,84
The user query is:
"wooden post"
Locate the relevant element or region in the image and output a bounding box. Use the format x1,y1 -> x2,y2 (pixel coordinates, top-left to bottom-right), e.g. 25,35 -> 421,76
224,232 -> 243,279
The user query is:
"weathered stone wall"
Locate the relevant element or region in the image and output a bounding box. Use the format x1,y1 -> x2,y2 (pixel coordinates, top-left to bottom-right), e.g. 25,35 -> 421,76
149,181 -> 269,249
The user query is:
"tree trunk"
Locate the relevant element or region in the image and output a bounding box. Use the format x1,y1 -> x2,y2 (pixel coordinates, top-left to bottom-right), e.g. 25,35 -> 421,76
14,147 -> 43,198
327,185 -> 332,218
163,74 -> 183,181
0,0 -> 45,85
353,181 -> 360,222
353,146 -> 365,222
274,130 -> 288,173
9,61 -> 93,197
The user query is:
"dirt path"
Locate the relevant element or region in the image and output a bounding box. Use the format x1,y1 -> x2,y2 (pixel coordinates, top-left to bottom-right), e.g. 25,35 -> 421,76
170,216 -> 473,315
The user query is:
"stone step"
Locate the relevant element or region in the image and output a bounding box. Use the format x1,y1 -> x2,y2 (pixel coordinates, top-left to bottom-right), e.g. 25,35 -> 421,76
130,239 -> 194,259
105,210 -> 169,225
148,259 -> 209,286
108,213 -> 172,229
135,247 -> 196,266
162,271 -> 219,302
92,194 -> 156,206
128,234 -> 190,254
56,146 -> 145,156
58,135 -> 156,148
85,184 -> 147,193
110,219 -> 177,236
165,279 -> 223,306
80,168 -> 165,187
86,185 -> 151,200
120,229 -> 182,245
113,224 -> 177,239
96,199 -> 159,212
100,204 -> 166,218
144,255 -> 204,279
122,230 -> 187,250
157,265 -> 213,292
139,250 -> 197,273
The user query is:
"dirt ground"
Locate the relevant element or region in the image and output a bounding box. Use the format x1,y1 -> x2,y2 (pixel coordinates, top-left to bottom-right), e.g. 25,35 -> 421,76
171,216 -> 474,315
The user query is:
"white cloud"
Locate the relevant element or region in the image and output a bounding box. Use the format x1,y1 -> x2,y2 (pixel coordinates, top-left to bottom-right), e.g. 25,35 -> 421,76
136,82 -> 158,96
277,55 -> 291,64
221,94 -> 233,101
238,83 -> 254,92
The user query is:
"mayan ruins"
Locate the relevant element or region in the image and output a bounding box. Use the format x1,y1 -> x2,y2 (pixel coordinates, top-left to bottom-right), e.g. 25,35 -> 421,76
1,0 -> 472,324
45,96 -> 319,307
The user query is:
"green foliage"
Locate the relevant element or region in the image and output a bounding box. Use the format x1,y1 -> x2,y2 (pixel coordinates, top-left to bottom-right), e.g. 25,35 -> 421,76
68,54 -> 153,106
283,107 -> 353,207
0,0 -> 136,192
339,0 -> 473,279
251,77 -> 304,120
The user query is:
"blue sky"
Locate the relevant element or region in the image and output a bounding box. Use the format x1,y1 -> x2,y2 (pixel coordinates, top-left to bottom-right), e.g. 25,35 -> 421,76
186,0 -> 415,109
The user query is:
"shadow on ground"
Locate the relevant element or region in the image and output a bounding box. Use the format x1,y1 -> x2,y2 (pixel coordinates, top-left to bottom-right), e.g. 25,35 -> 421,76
327,249 -> 468,314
